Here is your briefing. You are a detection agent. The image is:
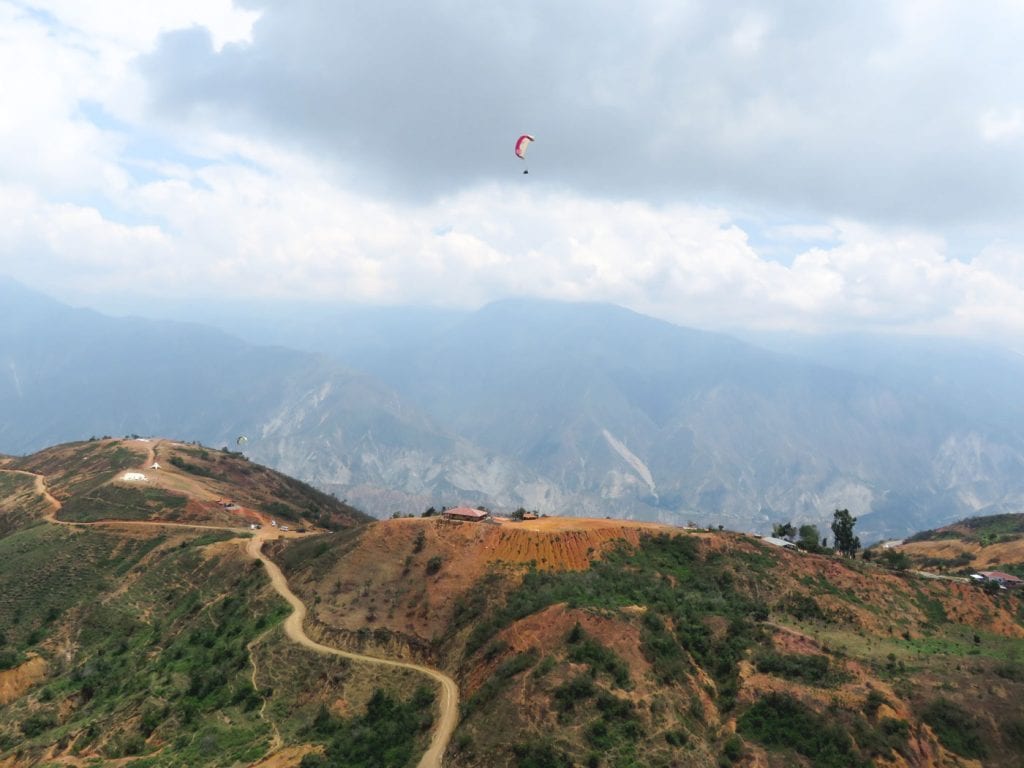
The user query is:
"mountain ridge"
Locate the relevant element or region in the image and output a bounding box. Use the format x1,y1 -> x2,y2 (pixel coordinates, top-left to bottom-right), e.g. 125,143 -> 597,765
3,278 -> 1024,538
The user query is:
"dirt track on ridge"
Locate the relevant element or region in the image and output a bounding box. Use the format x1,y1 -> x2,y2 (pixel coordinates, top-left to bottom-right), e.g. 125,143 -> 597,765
2,451 -> 460,768
246,534 -> 459,768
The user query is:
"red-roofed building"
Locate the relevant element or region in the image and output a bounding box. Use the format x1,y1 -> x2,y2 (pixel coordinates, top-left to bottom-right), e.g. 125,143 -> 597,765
443,507 -> 490,522
977,570 -> 1023,588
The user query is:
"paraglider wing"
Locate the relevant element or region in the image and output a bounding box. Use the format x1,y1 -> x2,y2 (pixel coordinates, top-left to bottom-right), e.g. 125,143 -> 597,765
236,435 -> 248,446
514,134 -> 534,159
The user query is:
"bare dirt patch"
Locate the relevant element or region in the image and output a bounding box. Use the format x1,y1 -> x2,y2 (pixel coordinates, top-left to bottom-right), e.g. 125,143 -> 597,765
0,655 -> 47,705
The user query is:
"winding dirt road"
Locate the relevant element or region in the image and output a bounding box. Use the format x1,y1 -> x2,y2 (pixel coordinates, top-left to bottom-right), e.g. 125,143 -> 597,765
3,461 -> 460,768
247,534 -> 459,768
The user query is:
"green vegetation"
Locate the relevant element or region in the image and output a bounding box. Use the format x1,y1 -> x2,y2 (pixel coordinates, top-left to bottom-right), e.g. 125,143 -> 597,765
0,472 -> 49,539
169,454 -> 218,478
461,534 -> 768,712
780,592 -> 827,621
920,698 -> 987,759
831,509 -> 860,558
0,525 -> 159,648
511,740 -> 575,767
60,484 -> 187,522
772,522 -> 796,540
14,440 -> 144,500
798,523 -> 824,552
850,716 -> 910,760
0,524 -> 289,766
263,500 -> 299,522
551,675 -> 644,761
753,650 -> 850,687
906,513 -> 1024,545
565,623 -> 631,688
464,649 -> 539,714
299,686 -> 435,768
912,587 -> 948,628
878,549 -> 911,571
738,693 -> 869,768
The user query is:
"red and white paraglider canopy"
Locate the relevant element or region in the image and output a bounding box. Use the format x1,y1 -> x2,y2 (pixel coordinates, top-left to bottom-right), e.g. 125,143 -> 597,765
514,134 -> 535,159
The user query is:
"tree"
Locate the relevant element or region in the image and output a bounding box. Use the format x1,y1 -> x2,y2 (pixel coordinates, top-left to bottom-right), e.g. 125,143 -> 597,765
878,549 -> 910,571
797,524 -> 821,552
772,522 -> 797,541
831,509 -> 860,557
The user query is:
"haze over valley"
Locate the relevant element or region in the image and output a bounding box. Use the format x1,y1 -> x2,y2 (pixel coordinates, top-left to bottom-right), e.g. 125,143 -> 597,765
3,277 -> 1024,541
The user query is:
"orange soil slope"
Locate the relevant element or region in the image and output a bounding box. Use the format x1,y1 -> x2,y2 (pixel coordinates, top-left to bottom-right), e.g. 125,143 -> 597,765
303,516 -> 689,642
0,656 -> 47,706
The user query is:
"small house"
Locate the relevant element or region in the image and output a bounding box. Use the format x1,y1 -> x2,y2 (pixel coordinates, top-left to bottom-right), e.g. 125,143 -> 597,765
976,570 -> 1023,588
442,507 -> 490,523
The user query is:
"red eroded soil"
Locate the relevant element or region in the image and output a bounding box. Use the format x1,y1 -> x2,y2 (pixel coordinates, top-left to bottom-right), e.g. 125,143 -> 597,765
465,603 -> 653,696
308,516 -> 690,642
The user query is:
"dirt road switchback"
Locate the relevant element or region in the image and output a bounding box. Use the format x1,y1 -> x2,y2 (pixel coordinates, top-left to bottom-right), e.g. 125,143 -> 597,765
246,534 -> 460,768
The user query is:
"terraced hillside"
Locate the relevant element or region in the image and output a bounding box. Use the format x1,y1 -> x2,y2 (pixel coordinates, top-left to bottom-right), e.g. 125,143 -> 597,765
274,515 -> 1024,767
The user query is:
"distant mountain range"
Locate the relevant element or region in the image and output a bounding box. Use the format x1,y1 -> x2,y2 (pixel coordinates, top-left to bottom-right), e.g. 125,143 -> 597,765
3,276 -> 1024,539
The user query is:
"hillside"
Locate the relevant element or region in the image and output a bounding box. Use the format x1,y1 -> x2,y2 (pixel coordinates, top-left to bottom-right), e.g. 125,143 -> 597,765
273,515 -> 1024,767
3,439 -> 1024,766
0,439 -> 450,768
887,513 -> 1024,576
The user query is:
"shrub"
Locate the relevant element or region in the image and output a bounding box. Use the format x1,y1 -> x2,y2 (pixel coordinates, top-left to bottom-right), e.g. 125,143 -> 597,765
19,711 -> 58,738
738,693 -> 869,768
553,674 -> 597,712
754,650 -> 849,687
1001,718 -> 1024,750
781,593 -> 827,621
721,734 -> 744,763
921,698 -> 987,759
511,741 -> 574,768
0,649 -> 20,670
566,626 -> 631,688
425,556 -> 443,576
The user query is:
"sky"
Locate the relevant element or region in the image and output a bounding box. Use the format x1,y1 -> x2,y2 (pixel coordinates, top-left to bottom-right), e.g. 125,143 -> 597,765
3,0 -> 1024,343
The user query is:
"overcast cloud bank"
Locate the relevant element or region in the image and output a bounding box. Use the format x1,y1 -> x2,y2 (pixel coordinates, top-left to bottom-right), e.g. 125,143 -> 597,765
2,1 -> 1024,343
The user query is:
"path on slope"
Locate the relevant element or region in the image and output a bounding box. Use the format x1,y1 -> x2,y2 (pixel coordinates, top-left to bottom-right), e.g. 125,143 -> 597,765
247,533 -> 459,768
3,462 -> 460,768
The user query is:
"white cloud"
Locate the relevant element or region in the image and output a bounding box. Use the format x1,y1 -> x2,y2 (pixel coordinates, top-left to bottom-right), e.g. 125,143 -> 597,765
980,108 -> 1024,141
3,0 -> 1024,346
